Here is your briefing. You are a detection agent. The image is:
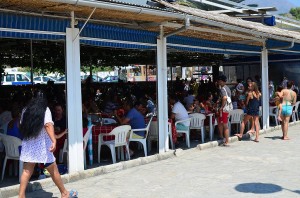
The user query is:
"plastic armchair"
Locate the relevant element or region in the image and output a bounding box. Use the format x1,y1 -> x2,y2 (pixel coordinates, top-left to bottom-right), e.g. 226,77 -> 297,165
168,122 -> 174,150
59,138 -> 68,164
292,101 -> 300,122
175,118 -> 191,148
189,113 -> 206,143
83,125 -> 94,168
98,125 -> 131,164
129,116 -> 154,157
228,109 -> 244,135
1,134 -> 22,181
58,125 -> 94,165
269,106 -> 279,126
148,120 -> 158,153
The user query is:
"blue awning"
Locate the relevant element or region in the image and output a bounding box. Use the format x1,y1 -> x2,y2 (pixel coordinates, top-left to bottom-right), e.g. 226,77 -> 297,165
0,12 -> 299,54
0,12 -> 69,32
167,36 -> 261,55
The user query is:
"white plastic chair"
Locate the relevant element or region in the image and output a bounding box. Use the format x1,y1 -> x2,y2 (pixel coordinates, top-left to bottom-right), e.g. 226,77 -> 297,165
175,118 -> 192,148
228,109 -> 244,135
148,121 -> 158,153
1,134 -> 22,181
58,125 -> 94,165
102,118 -> 117,125
129,116 -> 154,157
98,125 -> 131,164
292,101 -> 300,122
83,125 -> 94,168
189,113 -> 206,143
168,122 -> 174,150
59,139 -> 68,164
269,106 -> 279,126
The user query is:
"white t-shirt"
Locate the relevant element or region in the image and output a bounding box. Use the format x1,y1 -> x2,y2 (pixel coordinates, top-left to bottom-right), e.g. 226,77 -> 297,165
20,107 -> 56,163
172,102 -> 189,126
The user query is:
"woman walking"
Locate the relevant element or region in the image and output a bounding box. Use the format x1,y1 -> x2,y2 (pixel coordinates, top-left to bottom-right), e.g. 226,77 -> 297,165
277,81 -> 297,140
235,82 -> 261,142
19,94 -> 77,198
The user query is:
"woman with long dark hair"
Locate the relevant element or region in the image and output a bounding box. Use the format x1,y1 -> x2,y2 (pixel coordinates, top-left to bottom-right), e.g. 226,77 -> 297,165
19,96 -> 77,198
235,82 -> 261,142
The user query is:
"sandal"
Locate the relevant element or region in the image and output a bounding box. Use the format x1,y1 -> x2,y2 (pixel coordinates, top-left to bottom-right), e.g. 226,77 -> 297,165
69,190 -> 78,198
221,142 -> 230,147
253,139 -> 259,143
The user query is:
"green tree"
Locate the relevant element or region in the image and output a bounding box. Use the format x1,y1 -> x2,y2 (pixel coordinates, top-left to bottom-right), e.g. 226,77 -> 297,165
290,7 -> 300,20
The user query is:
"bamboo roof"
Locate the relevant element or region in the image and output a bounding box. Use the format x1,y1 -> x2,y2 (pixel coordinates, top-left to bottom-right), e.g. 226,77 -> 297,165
0,0 -> 299,46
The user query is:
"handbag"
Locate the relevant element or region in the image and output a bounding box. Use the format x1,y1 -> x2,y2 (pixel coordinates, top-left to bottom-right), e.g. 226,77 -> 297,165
222,87 -> 233,113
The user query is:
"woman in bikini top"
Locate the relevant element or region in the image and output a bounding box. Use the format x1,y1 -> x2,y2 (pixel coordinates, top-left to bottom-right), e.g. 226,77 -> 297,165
281,88 -> 296,116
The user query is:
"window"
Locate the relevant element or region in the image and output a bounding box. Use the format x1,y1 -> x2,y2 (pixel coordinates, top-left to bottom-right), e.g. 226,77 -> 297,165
17,74 -> 29,81
43,77 -> 51,82
34,77 -> 41,81
6,74 -> 15,82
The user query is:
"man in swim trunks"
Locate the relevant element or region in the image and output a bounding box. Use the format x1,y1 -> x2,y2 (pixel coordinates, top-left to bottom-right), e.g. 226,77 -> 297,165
277,81 -> 297,140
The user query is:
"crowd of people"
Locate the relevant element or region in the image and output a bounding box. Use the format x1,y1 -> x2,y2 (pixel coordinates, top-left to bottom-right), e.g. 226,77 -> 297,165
0,74 -> 299,197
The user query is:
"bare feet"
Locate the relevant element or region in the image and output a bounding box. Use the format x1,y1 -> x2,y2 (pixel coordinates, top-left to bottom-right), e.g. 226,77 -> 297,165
247,130 -> 255,135
282,137 -> 290,140
277,116 -> 282,121
234,134 -> 242,138
253,139 -> 259,143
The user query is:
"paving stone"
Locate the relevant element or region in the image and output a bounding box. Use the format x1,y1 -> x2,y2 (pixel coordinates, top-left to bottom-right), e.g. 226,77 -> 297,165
8,123 -> 300,198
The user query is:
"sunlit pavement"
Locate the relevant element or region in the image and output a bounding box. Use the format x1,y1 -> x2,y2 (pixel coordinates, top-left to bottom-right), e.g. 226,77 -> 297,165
12,124 -> 300,198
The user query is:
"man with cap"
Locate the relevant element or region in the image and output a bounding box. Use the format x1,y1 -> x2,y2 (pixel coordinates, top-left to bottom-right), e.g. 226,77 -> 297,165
217,75 -> 232,146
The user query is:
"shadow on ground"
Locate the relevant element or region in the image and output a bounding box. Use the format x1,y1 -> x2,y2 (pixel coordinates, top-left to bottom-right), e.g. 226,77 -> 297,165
264,136 -> 283,140
235,183 -> 282,194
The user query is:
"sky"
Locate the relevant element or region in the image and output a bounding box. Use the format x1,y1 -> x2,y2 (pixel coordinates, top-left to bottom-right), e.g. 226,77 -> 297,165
288,0 -> 300,6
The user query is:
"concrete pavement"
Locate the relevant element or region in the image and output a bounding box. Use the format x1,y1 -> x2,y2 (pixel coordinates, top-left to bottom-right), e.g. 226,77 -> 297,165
10,124 -> 300,198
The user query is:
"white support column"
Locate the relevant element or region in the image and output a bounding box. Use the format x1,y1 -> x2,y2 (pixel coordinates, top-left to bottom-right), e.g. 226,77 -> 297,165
261,44 -> 270,129
66,27 -> 84,172
157,26 -> 169,153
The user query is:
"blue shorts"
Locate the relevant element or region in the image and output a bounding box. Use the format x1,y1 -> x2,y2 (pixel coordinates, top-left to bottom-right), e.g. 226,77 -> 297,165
176,123 -> 189,131
281,105 -> 292,116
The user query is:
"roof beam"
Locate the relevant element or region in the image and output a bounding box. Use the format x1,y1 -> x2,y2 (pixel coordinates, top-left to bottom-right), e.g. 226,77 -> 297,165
163,22 -> 265,42
48,0 -> 300,44
199,0 -> 300,26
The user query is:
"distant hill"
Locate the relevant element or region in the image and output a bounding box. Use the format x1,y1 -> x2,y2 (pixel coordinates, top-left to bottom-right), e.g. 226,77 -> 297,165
242,0 -> 295,14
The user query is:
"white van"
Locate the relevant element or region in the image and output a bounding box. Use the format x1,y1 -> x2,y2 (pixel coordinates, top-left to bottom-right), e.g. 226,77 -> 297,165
1,72 -> 31,85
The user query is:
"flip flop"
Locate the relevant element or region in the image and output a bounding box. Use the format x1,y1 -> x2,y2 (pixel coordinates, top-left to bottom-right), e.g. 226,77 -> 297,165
69,190 -> 78,198
221,143 -> 230,147
253,139 -> 259,143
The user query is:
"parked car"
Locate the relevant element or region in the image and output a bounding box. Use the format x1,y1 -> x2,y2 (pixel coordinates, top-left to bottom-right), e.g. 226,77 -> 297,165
102,75 -> 119,82
1,72 -> 31,85
56,76 -> 66,84
81,75 -> 102,82
33,76 -> 58,84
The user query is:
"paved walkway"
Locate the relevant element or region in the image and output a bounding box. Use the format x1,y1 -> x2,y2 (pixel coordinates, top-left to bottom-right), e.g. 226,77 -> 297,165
13,125 -> 300,198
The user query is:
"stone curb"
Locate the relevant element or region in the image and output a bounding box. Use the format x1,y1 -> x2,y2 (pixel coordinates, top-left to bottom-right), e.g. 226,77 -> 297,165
196,121 -> 300,152
0,150 -> 177,198
2,121 -> 300,197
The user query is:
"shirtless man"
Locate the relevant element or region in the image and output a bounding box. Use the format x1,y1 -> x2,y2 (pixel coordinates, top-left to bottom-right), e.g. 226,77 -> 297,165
277,81 -> 297,140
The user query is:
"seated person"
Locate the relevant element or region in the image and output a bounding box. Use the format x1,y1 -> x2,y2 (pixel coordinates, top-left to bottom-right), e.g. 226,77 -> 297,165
204,92 -> 216,113
52,103 -> 67,160
103,94 -> 119,115
114,100 -> 145,139
169,94 -> 189,131
183,90 -> 195,108
144,93 -> 155,113
0,103 -> 12,134
7,106 -> 22,140
135,100 -> 147,116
